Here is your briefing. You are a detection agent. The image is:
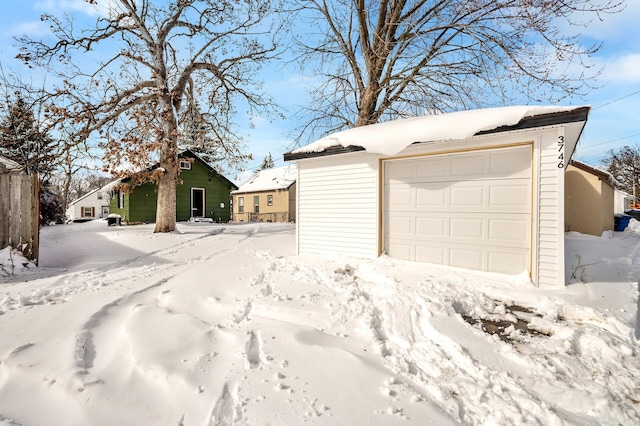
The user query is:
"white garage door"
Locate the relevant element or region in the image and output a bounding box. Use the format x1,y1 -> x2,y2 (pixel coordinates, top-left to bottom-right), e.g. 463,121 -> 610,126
383,145 -> 532,275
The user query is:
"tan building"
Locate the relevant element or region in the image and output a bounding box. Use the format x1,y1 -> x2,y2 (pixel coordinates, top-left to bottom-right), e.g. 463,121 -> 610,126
232,165 -> 296,222
565,160 -> 616,236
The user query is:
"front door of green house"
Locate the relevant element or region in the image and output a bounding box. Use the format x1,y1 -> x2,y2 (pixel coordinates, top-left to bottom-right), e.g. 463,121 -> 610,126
191,188 -> 205,217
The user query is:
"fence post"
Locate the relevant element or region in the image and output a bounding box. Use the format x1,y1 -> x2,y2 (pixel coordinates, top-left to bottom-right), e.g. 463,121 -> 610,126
9,175 -> 21,249
0,175 -> 9,249
30,174 -> 40,262
0,172 -> 39,261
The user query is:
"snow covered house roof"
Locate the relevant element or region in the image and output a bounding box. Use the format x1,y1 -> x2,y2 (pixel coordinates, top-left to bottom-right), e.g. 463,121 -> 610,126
0,155 -> 24,174
232,165 -> 297,194
99,150 -> 238,191
569,159 -> 618,188
285,105 -> 590,160
67,187 -> 105,207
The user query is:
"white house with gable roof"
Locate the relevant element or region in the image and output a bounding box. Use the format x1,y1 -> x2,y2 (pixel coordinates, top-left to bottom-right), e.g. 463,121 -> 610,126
66,186 -> 112,221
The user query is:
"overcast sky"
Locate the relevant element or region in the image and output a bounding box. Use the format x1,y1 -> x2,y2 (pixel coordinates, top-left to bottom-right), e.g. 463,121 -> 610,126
0,0 -> 638,180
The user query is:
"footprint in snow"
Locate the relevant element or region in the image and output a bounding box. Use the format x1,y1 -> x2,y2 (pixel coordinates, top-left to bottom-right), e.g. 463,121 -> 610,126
233,301 -> 253,324
209,381 -> 240,426
245,330 -> 263,369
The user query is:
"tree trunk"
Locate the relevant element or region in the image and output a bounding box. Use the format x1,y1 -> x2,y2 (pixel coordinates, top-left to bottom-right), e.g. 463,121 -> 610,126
154,162 -> 177,233
61,151 -> 72,214
154,96 -> 178,233
357,85 -> 381,127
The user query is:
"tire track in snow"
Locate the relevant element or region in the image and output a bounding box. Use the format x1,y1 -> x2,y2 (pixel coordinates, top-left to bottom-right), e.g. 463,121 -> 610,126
74,278 -> 170,387
70,226 -> 268,392
0,226 -> 254,315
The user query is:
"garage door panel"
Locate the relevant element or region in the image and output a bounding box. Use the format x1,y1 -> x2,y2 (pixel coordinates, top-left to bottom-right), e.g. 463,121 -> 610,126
450,248 -> 484,270
415,246 -> 446,264
416,157 -> 448,178
388,215 -> 414,235
489,149 -> 531,177
415,217 -> 446,237
387,242 -> 412,260
451,154 -> 484,176
450,218 -> 484,239
386,161 -> 414,180
489,184 -> 530,207
488,218 -> 529,243
450,186 -> 485,207
387,185 -> 412,206
488,251 -> 529,274
416,184 -> 447,206
384,145 -> 532,275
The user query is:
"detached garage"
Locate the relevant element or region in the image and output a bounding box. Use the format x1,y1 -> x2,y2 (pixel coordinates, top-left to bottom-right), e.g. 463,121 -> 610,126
284,106 -> 590,288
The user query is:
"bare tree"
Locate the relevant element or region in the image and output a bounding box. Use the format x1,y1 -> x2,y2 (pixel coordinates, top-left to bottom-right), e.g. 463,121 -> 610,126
290,0 -> 624,139
17,0 -> 280,232
601,145 -> 640,204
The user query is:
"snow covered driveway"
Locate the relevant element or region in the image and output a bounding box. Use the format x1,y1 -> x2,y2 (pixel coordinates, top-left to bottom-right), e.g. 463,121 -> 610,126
0,221 -> 638,425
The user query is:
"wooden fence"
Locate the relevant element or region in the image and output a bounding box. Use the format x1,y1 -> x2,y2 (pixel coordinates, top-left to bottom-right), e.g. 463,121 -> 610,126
0,173 -> 40,261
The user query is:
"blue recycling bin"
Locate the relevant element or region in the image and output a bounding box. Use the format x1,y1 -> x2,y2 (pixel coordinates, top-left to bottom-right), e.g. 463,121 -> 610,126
614,214 -> 631,231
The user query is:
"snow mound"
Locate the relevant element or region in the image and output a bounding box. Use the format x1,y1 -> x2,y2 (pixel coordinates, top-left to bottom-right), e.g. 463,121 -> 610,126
0,246 -> 36,278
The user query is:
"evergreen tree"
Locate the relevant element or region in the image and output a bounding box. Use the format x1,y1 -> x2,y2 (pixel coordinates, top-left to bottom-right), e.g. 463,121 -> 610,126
0,96 -> 58,183
259,153 -> 274,170
40,184 -> 65,225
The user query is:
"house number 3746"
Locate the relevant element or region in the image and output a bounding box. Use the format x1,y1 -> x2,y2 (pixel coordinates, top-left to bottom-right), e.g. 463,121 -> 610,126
557,135 -> 565,168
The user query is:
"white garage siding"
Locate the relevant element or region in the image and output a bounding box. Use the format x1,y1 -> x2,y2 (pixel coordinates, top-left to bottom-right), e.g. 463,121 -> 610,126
536,128 -> 566,288
296,154 -> 379,258
383,144 -> 532,275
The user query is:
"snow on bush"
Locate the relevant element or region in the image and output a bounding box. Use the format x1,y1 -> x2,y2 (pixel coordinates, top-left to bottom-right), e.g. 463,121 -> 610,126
0,246 -> 36,277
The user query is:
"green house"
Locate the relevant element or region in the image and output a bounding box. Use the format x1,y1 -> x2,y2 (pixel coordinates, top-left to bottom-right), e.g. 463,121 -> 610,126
109,150 -> 238,223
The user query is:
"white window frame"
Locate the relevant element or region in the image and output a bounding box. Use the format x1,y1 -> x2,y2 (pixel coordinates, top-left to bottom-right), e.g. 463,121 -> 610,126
82,207 -> 94,217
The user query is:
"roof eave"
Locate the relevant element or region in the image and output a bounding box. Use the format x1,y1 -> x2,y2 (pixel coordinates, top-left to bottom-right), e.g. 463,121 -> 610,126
283,145 -> 366,161
283,107 -> 591,162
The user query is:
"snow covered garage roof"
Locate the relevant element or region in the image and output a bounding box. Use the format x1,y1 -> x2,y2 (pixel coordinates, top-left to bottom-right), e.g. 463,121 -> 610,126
284,105 -> 590,160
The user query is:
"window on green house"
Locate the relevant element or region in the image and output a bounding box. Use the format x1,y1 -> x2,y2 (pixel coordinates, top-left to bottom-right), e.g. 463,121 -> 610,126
118,190 -> 124,209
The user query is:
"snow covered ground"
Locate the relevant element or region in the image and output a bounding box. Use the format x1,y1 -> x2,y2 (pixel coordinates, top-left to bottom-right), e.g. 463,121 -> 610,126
0,219 -> 638,426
